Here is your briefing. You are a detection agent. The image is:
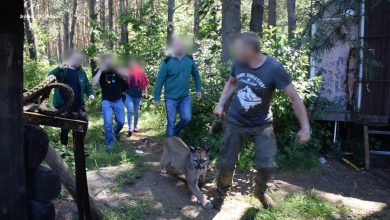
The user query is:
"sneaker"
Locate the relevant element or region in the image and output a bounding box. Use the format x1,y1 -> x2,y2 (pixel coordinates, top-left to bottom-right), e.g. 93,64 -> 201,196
133,128 -> 139,133
127,130 -> 133,137
105,145 -> 113,152
115,132 -> 121,141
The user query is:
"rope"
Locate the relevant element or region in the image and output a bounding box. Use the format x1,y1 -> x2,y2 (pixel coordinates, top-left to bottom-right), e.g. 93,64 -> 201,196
23,75 -> 75,116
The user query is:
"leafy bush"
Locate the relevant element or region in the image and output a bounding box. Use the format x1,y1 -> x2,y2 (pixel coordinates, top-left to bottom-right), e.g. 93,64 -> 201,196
24,58 -> 56,89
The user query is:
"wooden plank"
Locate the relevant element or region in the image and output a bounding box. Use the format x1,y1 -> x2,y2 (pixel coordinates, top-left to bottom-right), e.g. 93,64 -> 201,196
312,112 -> 352,122
363,125 -> 370,170
24,112 -> 86,131
313,111 -> 389,125
367,130 -> 390,135
73,131 -> 92,220
0,0 -> 27,219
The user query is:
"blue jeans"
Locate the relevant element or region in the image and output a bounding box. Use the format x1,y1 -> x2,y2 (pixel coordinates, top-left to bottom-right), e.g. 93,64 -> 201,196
125,94 -> 142,131
165,96 -> 192,137
102,99 -> 125,148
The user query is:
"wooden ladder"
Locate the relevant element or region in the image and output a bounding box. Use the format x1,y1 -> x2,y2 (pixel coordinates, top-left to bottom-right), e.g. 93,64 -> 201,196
363,125 -> 390,170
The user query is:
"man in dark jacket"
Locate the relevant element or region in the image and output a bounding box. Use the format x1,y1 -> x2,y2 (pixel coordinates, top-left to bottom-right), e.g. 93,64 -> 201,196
92,55 -> 128,150
154,38 -> 202,137
48,50 -> 94,145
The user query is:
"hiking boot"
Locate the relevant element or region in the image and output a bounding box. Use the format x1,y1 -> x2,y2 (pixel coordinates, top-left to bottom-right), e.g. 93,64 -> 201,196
213,168 -> 234,210
254,168 -> 275,209
254,192 -> 275,209
211,194 -> 225,210
127,130 -> 133,137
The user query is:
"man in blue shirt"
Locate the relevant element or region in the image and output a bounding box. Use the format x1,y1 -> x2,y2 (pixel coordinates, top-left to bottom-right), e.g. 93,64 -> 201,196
154,39 -> 202,137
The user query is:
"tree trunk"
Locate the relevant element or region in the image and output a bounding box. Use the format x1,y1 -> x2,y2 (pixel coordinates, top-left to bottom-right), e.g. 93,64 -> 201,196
249,0 -> 264,35
119,0 -> 128,44
23,0 -> 37,59
69,0 -> 78,49
287,0 -> 296,39
63,0 -> 70,54
167,0 -> 175,45
0,1 -> 27,219
45,146 -> 103,220
100,0 -> 106,30
221,0 -> 241,63
193,0 -> 201,51
268,0 -> 276,26
58,28 -> 63,61
89,0 -> 97,71
108,0 -> 114,48
46,41 -> 52,63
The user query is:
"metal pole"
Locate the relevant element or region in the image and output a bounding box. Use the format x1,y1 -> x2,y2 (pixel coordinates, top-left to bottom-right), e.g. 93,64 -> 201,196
333,121 -> 338,143
357,0 -> 365,110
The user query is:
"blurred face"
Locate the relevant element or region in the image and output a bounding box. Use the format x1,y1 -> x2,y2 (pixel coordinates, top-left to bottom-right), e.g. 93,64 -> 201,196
233,39 -> 257,63
171,39 -> 185,56
102,56 -> 114,68
127,59 -> 138,69
68,52 -> 83,67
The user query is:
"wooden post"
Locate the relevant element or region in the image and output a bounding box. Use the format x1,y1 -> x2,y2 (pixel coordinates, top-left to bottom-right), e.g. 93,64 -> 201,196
73,131 -> 92,220
45,145 -> 102,220
363,125 -> 370,170
0,0 -> 27,219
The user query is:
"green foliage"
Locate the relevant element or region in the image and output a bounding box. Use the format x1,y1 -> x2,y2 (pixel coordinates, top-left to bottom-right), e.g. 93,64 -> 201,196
102,199 -> 161,220
243,192 -> 350,220
24,58 -> 56,89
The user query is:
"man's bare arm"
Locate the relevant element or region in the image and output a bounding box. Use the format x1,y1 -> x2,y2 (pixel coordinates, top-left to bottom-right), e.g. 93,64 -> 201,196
92,69 -> 103,86
283,84 -> 311,143
117,68 -> 129,79
213,76 -> 237,117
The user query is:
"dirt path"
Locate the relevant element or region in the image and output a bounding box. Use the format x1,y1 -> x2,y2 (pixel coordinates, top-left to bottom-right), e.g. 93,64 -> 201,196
55,133 -> 390,220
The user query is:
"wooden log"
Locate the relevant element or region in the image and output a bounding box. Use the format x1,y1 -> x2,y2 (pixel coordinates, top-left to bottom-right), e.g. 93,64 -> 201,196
44,145 -> 102,220
0,0 -> 27,219
24,112 -> 85,131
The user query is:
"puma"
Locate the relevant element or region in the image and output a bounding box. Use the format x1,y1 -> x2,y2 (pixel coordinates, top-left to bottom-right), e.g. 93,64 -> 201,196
159,136 -> 212,209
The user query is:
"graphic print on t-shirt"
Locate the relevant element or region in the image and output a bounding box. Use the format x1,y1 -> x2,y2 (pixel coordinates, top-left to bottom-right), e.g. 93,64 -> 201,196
235,72 -> 266,112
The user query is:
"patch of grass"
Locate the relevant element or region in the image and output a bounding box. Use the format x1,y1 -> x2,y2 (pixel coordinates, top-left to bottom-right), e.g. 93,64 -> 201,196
45,111 -> 144,170
139,110 -> 166,137
86,142 -> 143,170
242,191 -> 350,220
102,199 -> 161,220
111,170 -> 144,193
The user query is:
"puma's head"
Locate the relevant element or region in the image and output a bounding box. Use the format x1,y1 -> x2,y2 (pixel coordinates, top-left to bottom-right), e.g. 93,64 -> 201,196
189,141 -> 209,170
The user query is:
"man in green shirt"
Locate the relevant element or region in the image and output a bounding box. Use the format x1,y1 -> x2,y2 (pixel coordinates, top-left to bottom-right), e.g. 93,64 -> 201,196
154,39 -> 202,137
48,50 -> 94,145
